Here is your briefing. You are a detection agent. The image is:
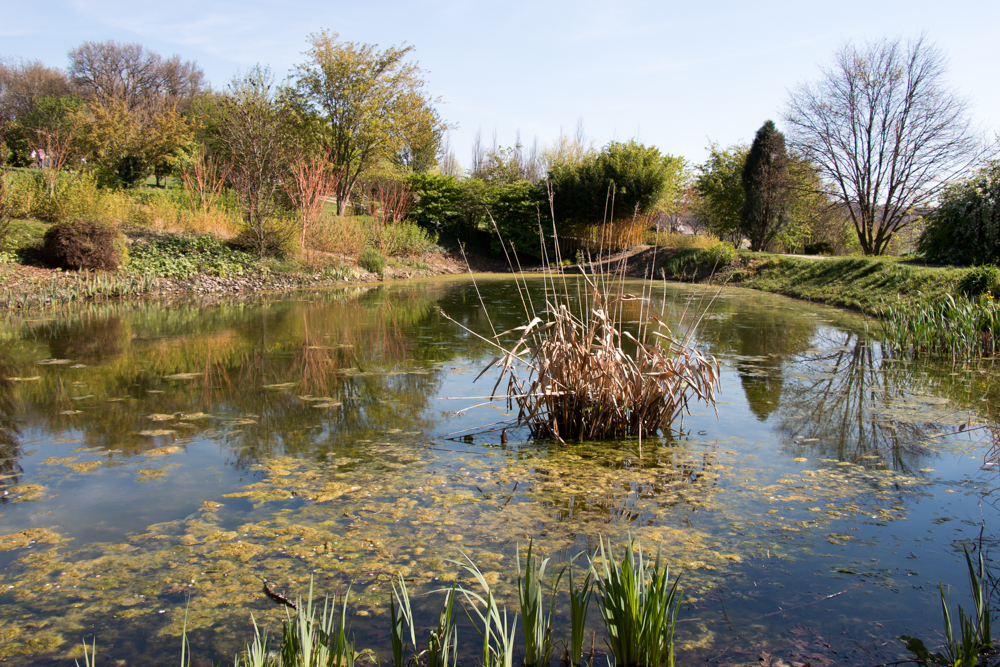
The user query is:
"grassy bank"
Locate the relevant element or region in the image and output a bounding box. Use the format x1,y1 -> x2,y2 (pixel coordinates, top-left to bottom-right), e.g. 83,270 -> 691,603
728,252 -> 967,313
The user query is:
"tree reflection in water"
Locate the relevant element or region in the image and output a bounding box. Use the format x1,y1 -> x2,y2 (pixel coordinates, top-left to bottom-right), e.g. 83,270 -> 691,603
0,344 -> 24,502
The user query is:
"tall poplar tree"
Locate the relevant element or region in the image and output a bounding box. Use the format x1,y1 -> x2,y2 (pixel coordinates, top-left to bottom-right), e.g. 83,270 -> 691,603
741,120 -> 790,251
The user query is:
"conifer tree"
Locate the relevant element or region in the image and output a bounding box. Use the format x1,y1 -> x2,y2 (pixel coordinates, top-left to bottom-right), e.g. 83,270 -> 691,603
741,120 -> 790,251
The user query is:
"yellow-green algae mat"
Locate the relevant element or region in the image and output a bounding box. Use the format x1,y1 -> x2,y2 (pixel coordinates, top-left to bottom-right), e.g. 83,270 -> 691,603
0,432 -> 932,663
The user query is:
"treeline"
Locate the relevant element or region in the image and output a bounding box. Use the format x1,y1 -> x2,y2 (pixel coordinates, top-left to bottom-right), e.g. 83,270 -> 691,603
1,33 -> 996,265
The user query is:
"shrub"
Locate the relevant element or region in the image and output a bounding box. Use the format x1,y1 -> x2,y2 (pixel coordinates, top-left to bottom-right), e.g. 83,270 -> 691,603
358,248 -> 385,275
957,264 -> 1000,298
370,220 -> 438,257
43,219 -> 127,271
306,214 -> 368,256
698,241 -> 736,268
803,240 -> 835,255
918,160 -> 1000,265
646,230 -> 719,249
231,213 -> 297,258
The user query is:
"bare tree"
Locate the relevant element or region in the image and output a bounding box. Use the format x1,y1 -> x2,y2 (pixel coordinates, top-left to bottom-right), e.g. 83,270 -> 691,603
0,58 -> 72,124
68,40 -> 203,113
785,35 -> 986,255
470,127 -> 485,176
437,131 -> 461,177
215,67 -> 291,255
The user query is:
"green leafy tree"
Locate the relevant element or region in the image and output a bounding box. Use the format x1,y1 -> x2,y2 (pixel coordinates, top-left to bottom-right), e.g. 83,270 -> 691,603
292,30 -> 445,215
487,180 -> 546,258
77,99 -> 193,188
780,157 -> 846,254
408,173 -> 463,236
694,142 -> 748,242
918,160 -> 1000,265
549,140 -> 682,224
741,121 -> 790,251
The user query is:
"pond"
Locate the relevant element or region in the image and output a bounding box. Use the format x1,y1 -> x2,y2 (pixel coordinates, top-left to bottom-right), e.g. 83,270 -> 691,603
0,275 -> 997,666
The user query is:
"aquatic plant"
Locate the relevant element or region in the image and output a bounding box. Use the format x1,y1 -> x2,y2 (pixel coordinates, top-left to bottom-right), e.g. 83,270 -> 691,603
389,575 -> 459,667
900,548 -> 994,667
453,553 -> 519,667
878,293 -> 1000,359
235,579 -> 359,667
517,540 -> 563,667
592,537 -> 681,667
480,268 -> 720,441
566,555 -> 594,667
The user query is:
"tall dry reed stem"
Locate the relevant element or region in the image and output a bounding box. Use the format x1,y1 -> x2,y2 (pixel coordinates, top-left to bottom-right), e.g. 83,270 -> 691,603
481,270 -> 720,442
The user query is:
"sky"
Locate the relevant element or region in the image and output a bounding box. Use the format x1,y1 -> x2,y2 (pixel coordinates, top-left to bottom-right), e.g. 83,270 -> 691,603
3,0 -> 998,172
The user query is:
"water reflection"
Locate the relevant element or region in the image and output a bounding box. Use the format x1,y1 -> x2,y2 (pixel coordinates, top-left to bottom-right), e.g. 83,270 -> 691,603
695,295 -> 819,422
0,346 -> 24,501
773,332 -> 980,472
4,288 -> 451,468
0,279 -> 997,667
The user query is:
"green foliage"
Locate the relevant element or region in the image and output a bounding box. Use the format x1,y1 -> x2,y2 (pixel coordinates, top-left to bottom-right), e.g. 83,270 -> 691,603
487,180 -> 546,259
548,140 -> 683,226
899,549 -> 993,667
516,540 -> 563,667
292,30 -> 444,216
369,220 -> 438,257
453,553 -> 518,667
76,100 -> 193,189
389,575 -> 459,667
957,264 -> 1000,298
408,173 -> 463,237
0,169 -> 131,223
42,218 -> 126,271
695,142 -> 748,241
358,247 -> 385,275
803,240 -> 835,255
741,121 -> 790,251
592,537 -> 681,667
232,212 -> 298,259
877,293 -> 1000,359
918,160 -> 1000,266
126,232 -> 259,279
566,560 -> 593,667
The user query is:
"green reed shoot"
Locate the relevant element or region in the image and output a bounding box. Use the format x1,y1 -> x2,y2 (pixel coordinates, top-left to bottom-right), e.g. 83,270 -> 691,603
592,537 -> 681,667
425,584 -> 459,667
390,575 -> 416,667
279,578 -> 356,667
453,553 -> 518,667
517,539 -> 564,667
567,556 -> 594,667
235,616 -> 271,667
75,638 -> 97,667
900,548 -> 993,667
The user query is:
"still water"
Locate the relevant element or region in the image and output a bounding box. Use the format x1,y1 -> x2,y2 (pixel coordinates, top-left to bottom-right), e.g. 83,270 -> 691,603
0,276 -> 997,666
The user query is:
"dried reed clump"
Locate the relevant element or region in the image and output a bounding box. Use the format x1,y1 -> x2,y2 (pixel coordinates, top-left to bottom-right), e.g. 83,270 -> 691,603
485,274 -> 720,442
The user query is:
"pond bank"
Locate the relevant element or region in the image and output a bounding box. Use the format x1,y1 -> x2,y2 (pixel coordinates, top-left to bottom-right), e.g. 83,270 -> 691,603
569,245 -> 968,314
1,233 -> 970,316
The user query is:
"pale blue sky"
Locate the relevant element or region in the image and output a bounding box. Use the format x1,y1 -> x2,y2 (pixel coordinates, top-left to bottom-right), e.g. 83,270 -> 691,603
4,0 -> 998,171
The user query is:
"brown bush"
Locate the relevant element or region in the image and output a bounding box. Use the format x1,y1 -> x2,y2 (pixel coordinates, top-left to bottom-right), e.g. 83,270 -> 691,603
43,219 -> 127,271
